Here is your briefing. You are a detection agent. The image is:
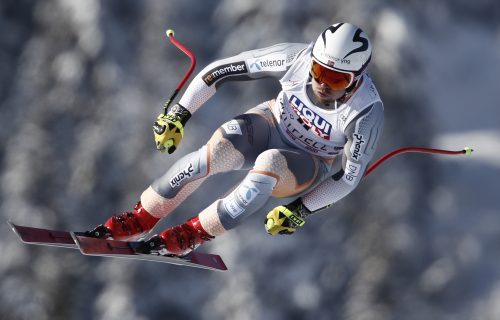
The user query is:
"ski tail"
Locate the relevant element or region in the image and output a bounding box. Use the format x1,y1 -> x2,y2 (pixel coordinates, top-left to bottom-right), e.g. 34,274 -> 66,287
8,221 -> 78,248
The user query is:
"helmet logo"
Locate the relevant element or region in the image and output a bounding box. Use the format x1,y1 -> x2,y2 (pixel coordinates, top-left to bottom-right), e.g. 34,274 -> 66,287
321,23 -> 344,47
321,57 -> 350,66
343,29 -> 369,59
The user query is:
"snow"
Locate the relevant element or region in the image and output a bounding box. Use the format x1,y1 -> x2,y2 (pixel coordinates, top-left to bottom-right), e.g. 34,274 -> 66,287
1,1 -> 499,319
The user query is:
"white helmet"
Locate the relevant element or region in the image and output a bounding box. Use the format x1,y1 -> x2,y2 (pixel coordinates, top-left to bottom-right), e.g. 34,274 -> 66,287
312,23 -> 372,78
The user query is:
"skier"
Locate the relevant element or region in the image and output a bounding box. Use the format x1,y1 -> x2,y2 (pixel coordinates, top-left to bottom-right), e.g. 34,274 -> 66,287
86,22 -> 384,256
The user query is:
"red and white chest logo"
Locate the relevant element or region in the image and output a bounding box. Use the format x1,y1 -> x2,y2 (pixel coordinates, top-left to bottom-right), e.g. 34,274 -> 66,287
289,95 -> 332,139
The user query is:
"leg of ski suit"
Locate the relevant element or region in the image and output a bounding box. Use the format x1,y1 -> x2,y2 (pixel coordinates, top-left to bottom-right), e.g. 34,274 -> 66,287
142,100 -> 330,254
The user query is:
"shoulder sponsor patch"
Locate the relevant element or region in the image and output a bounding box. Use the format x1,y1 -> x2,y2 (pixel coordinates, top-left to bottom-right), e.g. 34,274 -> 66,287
246,54 -> 287,73
203,61 -> 247,86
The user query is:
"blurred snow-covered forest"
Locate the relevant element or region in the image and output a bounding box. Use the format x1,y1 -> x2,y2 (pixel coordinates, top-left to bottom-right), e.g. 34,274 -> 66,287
1,1 -> 499,319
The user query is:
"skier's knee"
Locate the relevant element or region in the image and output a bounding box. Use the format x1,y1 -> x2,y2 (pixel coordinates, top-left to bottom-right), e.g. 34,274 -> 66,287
253,149 -> 285,173
217,171 -> 277,230
253,149 -> 312,198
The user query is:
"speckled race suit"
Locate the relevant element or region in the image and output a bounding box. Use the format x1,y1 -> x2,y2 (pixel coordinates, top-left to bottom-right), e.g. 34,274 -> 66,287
140,42 -> 384,235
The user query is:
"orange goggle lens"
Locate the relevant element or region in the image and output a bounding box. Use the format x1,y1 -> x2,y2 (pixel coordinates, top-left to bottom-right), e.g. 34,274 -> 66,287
311,60 -> 354,90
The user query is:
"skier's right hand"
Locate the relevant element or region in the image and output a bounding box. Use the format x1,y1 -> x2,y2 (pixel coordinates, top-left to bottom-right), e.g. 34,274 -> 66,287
153,103 -> 191,153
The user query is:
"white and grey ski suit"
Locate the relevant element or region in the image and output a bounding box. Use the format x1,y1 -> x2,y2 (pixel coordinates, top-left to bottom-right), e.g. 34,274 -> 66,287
140,42 -> 384,235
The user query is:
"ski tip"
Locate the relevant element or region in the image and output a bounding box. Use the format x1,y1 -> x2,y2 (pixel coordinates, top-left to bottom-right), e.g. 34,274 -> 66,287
463,147 -> 474,155
217,261 -> 228,271
187,252 -> 228,271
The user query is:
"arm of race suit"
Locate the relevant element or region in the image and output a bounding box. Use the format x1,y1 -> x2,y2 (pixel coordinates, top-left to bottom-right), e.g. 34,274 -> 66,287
300,101 -> 384,213
177,43 -> 309,115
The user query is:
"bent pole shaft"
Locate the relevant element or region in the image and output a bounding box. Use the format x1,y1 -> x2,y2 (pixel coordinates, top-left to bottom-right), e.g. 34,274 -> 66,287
163,29 -> 197,114
364,146 -> 473,177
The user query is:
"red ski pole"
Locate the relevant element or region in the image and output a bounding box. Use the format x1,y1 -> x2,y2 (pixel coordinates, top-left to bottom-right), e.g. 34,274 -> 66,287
364,146 -> 474,177
162,29 -> 196,114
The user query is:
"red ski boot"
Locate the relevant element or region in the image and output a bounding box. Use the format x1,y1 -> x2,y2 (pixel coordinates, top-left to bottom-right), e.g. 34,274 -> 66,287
86,202 -> 160,241
138,216 -> 214,256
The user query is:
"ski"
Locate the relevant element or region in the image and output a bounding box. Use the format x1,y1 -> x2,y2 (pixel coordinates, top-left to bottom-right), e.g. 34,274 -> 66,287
7,221 -> 227,271
71,233 -> 227,271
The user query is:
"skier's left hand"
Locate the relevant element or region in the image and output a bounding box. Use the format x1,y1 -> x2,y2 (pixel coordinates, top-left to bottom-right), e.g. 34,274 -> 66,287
265,204 -> 306,235
153,103 -> 191,153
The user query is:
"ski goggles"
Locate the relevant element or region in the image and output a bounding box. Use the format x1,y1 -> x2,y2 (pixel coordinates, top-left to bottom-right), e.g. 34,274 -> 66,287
310,58 -> 355,90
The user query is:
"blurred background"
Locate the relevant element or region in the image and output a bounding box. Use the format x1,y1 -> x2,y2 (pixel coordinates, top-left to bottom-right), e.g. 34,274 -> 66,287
1,1 -> 499,319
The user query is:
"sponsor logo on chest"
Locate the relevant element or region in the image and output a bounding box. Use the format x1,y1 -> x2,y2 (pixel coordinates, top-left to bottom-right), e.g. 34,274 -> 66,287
289,95 -> 332,139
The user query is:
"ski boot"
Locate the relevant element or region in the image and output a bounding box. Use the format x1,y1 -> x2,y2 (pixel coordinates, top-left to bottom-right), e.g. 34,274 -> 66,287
137,216 -> 214,256
85,202 -> 160,241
